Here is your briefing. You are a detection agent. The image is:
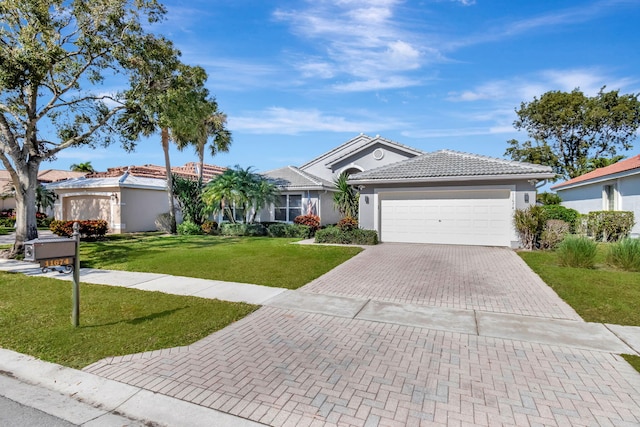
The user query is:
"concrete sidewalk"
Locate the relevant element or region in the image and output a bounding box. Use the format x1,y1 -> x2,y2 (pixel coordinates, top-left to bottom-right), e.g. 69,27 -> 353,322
1,257 -> 640,425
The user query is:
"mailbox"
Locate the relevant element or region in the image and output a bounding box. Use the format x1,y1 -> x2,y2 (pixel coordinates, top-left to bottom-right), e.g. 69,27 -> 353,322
24,237 -> 77,272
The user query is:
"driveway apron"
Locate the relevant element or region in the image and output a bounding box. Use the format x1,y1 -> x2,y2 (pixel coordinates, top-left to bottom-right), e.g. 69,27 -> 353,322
85,244 -> 640,426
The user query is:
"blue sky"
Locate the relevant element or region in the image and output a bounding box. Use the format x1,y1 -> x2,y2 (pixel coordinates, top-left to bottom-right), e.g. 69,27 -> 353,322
52,0 -> 640,178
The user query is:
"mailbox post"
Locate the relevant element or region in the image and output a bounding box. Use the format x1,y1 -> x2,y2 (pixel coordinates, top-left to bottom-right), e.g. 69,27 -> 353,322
72,222 -> 80,327
24,223 -> 81,327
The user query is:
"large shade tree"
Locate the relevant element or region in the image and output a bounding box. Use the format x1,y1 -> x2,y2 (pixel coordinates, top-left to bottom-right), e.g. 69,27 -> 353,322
0,0 -> 177,256
505,87 -> 640,181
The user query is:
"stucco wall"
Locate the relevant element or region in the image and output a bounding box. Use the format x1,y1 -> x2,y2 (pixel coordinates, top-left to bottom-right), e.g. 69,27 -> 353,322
558,175 -> 640,237
120,187 -> 169,233
302,143 -> 418,183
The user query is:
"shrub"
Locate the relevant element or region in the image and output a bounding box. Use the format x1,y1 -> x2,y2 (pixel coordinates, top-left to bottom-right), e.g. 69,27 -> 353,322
0,217 -> 15,227
606,238 -> 640,272
315,226 -> 378,245
177,221 -> 203,235
49,220 -> 108,239
267,223 -> 312,239
556,235 -> 598,268
587,211 -> 635,242
513,205 -> 547,250
337,216 -> 358,231
155,212 -> 173,233
539,219 -> 571,250
219,223 -> 266,237
541,205 -> 579,233
201,220 -> 218,235
537,192 -> 562,205
293,214 -> 320,232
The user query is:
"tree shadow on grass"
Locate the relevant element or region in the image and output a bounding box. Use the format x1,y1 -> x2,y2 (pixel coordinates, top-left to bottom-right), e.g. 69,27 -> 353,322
82,306 -> 187,328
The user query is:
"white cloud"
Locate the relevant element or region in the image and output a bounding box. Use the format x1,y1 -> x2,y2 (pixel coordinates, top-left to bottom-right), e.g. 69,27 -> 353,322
229,107 -> 405,135
446,68 -> 637,103
273,0 -> 432,91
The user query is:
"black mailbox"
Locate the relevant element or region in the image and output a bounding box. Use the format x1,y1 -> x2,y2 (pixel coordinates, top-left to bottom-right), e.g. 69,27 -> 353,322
24,237 -> 76,272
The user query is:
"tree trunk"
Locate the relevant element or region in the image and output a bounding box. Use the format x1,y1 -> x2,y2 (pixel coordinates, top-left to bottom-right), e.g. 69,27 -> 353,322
162,127 -> 177,234
197,139 -> 205,183
10,161 -> 41,257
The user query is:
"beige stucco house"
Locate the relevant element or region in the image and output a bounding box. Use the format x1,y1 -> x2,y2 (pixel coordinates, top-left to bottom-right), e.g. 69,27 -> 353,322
46,163 -> 225,233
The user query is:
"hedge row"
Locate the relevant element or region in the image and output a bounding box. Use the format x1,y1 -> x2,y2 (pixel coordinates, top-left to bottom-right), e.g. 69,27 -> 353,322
50,220 -> 109,239
315,226 -> 378,245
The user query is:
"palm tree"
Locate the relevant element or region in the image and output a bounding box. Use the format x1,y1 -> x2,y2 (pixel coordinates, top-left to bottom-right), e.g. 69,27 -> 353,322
35,185 -> 56,214
177,101 -> 231,183
69,162 -> 94,173
333,172 -> 359,218
202,166 -> 278,224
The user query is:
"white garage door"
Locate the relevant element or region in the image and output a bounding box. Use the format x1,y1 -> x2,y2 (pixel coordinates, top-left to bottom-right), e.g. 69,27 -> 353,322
380,190 -> 512,246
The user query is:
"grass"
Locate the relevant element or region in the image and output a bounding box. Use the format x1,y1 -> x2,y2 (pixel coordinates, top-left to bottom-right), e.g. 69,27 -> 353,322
78,234 -> 362,289
518,245 -> 640,325
0,271 -> 258,368
622,354 -> 640,372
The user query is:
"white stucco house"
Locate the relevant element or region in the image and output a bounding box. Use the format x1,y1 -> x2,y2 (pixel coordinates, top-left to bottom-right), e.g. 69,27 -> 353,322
551,155 -> 640,238
262,134 -> 555,247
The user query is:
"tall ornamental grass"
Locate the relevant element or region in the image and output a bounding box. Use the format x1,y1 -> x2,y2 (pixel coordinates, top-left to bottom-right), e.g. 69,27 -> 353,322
607,238 -> 640,272
556,235 -> 598,268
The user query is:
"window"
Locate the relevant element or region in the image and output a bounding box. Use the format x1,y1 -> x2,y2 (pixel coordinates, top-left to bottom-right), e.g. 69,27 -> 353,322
275,194 -> 302,222
603,184 -> 617,211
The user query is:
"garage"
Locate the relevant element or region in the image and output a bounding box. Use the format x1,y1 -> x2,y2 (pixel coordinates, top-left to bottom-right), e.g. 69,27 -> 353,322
63,195 -> 111,222
379,189 -> 513,246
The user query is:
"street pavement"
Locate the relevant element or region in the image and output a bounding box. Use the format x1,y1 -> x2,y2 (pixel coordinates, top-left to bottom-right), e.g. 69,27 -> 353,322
1,242 -> 640,426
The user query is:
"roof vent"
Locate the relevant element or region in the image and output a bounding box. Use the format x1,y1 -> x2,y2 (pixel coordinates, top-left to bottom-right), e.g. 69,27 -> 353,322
373,148 -> 384,160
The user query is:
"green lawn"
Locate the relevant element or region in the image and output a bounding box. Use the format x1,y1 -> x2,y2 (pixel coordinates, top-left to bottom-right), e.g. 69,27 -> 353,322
0,272 -> 258,368
78,234 -> 362,289
518,247 -> 640,326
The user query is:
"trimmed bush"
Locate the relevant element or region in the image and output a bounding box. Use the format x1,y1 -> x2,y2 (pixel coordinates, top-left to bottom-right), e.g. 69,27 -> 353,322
541,205 -> 579,233
177,221 -> 203,235
586,211 -> 635,242
539,219 -> 570,250
556,235 -> 598,268
219,223 -> 267,237
50,220 -> 108,239
293,214 -> 320,232
201,220 -> 218,235
513,205 -> 547,250
315,226 -> 378,245
267,223 -> 312,239
606,238 -> 640,272
337,216 -> 358,231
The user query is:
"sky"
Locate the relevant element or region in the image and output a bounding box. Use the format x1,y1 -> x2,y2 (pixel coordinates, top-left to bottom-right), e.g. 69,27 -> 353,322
50,0 -> 640,182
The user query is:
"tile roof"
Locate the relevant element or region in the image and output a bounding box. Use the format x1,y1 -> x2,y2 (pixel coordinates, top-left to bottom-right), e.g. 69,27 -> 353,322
261,166 -> 334,190
86,163 -> 226,182
348,149 -> 555,182
37,170 -> 87,183
551,155 -> 640,190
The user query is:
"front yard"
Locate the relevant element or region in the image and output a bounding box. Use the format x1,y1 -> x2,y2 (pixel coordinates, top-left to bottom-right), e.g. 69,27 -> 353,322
78,234 -> 362,289
0,234 -> 362,368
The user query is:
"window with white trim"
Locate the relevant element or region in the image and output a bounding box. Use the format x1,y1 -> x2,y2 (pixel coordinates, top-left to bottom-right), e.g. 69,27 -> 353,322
603,184 -> 617,211
275,194 -> 302,222
223,204 -> 245,222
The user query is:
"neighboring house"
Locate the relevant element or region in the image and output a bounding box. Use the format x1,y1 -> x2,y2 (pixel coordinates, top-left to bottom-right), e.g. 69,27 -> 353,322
551,155 -> 640,238
259,134 -> 424,225
46,163 -> 225,233
349,149 -> 555,247
0,169 -> 87,211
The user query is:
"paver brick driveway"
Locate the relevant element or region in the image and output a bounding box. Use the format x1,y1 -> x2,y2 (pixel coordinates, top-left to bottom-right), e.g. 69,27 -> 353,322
85,244 -> 640,426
